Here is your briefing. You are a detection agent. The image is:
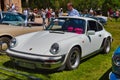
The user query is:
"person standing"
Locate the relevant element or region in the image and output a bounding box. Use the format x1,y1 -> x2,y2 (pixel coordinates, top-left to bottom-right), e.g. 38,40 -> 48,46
51,9 -> 55,21
28,10 -> 35,22
107,8 -> 113,21
11,3 -> 15,12
23,8 -> 28,17
46,9 -> 51,24
23,8 -> 29,26
67,2 -> 80,16
58,8 -> 63,17
41,9 -> 46,24
115,10 -> 119,21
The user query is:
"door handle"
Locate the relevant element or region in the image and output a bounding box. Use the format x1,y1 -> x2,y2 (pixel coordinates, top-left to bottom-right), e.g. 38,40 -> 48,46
99,34 -> 102,37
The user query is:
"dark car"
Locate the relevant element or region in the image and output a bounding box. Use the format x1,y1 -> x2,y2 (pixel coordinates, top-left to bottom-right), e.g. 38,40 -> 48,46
0,11 -> 42,26
109,46 -> 120,80
88,16 -> 107,25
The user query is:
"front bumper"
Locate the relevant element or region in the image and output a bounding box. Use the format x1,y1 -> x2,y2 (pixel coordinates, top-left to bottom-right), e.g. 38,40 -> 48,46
109,72 -> 120,80
6,49 -> 66,69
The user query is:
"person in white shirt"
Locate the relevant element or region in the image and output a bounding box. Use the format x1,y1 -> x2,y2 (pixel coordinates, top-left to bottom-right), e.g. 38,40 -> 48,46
51,9 -> 55,21
23,8 -> 29,26
11,3 -> 15,11
59,8 -> 63,17
41,9 -> 46,24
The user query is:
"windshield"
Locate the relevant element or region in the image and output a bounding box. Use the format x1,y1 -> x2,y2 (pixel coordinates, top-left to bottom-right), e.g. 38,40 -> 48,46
46,18 -> 86,34
18,13 -> 26,20
2,13 -> 24,21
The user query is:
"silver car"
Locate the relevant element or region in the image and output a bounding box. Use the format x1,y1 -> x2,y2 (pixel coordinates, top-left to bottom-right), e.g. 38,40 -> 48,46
7,16 -> 112,70
0,11 -> 41,26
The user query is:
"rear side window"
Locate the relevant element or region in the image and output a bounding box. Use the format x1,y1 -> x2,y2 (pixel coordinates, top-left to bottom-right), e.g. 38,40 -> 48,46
87,20 -> 103,32
97,22 -> 103,31
87,21 -> 97,31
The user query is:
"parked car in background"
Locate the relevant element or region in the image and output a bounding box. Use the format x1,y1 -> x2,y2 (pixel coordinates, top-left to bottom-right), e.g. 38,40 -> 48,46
82,14 -> 108,25
96,16 -> 108,22
0,11 -> 42,26
109,46 -> 120,80
7,16 -> 112,70
88,16 -> 107,25
0,24 -> 43,52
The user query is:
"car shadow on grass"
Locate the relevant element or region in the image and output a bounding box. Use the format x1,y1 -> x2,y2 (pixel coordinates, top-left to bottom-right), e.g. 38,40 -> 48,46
3,60 -> 62,80
3,52 -> 101,73
2,52 -> 105,80
99,67 -> 112,80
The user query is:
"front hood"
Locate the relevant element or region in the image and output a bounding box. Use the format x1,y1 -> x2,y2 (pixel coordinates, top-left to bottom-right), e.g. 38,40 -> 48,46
13,31 -> 79,55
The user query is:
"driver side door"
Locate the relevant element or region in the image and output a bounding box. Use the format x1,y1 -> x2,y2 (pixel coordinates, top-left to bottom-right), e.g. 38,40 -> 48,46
87,20 -> 104,54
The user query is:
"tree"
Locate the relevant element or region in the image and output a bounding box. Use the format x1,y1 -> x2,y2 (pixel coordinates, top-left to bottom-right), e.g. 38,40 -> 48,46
102,0 -> 120,16
21,0 -> 120,16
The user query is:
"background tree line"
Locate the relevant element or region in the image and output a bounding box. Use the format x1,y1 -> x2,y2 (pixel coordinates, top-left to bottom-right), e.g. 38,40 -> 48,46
22,0 -> 120,16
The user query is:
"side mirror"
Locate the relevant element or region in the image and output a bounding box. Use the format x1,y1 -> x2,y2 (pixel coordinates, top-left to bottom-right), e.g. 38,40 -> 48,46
87,30 -> 95,35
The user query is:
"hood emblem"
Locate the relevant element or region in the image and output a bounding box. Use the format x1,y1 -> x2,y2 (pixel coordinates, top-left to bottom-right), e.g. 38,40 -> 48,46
29,48 -> 32,51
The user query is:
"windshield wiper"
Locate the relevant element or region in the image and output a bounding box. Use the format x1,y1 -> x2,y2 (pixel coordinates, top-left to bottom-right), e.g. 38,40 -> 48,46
49,30 -> 65,34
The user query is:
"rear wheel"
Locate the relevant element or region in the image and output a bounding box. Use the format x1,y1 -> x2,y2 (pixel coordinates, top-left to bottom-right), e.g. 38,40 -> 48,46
102,39 -> 111,54
66,47 -> 81,70
0,37 -> 11,53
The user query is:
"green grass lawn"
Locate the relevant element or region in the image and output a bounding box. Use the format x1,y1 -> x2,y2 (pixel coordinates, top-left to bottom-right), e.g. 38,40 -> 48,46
0,19 -> 120,80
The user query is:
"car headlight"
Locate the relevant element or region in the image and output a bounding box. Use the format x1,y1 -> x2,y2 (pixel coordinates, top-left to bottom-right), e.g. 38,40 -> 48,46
10,38 -> 17,48
50,43 -> 59,54
113,55 -> 120,66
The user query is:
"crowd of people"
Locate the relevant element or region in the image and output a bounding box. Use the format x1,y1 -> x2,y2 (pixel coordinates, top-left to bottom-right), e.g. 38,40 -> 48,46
108,8 -> 120,21
20,7 -> 63,24
39,2 -> 79,24
40,8 -> 63,24
5,2 -> 120,25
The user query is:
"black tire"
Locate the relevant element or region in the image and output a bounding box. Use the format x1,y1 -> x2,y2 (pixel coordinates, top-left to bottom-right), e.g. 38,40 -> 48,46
102,39 -> 111,54
66,47 -> 81,70
0,37 -> 11,52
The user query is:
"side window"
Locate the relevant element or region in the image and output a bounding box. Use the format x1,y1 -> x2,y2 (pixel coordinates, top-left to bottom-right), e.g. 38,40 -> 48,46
87,21 -> 97,31
97,22 -> 103,31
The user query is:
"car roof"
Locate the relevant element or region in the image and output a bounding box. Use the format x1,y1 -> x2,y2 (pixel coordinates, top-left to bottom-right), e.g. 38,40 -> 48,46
0,11 -> 20,15
59,16 -> 96,21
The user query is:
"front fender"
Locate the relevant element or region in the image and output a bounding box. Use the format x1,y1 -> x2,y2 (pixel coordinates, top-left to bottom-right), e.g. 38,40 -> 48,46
58,37 -> 83,64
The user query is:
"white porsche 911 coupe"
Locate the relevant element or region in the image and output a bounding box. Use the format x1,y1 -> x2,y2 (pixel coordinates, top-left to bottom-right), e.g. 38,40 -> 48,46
6,16 -> 113,70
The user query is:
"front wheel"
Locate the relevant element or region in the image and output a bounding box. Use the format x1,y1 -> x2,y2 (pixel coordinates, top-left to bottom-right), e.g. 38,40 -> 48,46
0,37 -> 11,53
66,47 -> 81,70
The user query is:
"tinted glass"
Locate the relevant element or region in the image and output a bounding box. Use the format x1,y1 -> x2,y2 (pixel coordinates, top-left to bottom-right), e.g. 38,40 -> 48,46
97,22 -> 103,31
18,13 -> 26,20
2,13 -> 18,21
87,21 -> 97,31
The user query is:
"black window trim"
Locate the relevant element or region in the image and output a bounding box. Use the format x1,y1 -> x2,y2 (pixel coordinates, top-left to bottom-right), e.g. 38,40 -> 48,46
87,20 -> 103,32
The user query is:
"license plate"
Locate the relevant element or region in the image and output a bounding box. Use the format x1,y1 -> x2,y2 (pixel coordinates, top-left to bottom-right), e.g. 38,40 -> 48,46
18,61 -> 35,69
